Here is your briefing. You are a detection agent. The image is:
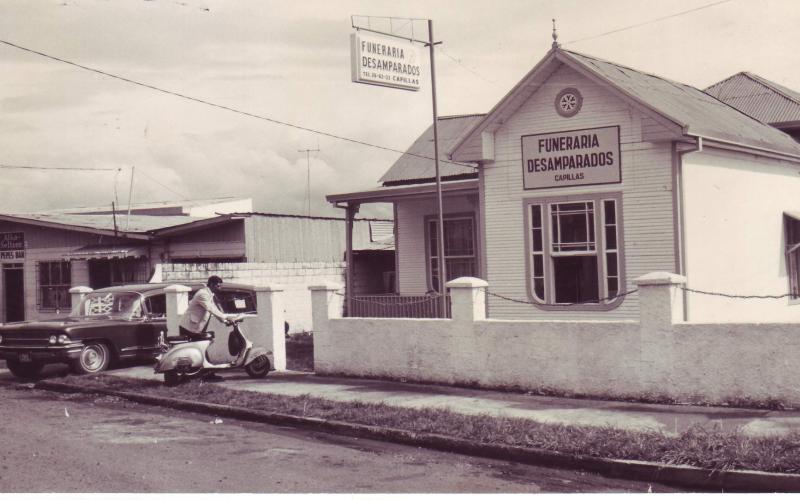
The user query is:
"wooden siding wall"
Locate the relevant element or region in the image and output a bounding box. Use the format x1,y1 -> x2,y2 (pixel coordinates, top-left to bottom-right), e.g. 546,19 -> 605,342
395,195 -> 480,295
483,65 -> 676,320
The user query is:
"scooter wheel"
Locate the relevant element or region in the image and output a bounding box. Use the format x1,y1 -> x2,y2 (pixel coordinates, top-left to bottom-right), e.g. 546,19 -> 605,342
245,354 -> 271,378
164,371 -> 181,387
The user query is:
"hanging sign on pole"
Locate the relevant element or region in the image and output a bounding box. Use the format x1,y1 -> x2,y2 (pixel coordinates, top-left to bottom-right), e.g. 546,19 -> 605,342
350,31 -> 422,91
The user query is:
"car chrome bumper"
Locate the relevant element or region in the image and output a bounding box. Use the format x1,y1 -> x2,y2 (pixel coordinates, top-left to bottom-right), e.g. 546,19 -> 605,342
0,344 -> 84,362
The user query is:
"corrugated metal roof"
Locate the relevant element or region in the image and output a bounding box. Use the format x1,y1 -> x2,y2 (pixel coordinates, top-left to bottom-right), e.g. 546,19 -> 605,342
378,114 -> 483,185
705,72 -> 800,125
5,212 -> 208,233
563,50 -> 800,157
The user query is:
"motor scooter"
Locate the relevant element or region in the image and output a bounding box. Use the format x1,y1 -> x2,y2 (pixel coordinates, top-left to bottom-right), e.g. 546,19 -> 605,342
154,317 -> 273,386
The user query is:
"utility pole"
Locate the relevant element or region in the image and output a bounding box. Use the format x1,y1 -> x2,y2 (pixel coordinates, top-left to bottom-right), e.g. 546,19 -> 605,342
350,16 -> 448,316
298,148 -> 319,216
125,166 -> 135,231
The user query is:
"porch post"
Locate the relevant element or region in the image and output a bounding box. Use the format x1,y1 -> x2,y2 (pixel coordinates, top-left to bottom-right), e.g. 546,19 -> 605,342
164,284 -> 191,337
345,203 -> 359,317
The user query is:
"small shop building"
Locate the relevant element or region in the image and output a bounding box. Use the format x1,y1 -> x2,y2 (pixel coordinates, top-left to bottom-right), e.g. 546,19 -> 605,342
328,45 -> 800,323
0,197 -> 393,324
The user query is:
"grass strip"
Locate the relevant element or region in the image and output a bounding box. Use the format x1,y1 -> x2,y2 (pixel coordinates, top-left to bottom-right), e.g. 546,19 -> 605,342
56,373 -> 800,474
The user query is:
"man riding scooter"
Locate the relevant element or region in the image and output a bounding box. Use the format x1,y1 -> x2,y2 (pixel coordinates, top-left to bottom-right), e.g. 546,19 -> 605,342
179,275 -> 234,381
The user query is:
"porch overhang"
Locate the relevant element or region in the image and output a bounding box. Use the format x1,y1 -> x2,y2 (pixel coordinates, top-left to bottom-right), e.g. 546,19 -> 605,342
326,179 -> 479,206
65,244 -> 148,260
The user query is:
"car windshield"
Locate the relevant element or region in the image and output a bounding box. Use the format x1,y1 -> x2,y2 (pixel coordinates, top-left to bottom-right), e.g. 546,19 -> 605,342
71,291 -> 144,320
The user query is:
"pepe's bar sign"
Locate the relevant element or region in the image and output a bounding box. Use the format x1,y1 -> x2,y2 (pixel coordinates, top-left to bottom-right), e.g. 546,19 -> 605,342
522,126 -> 621,189
0,232 -> 24,260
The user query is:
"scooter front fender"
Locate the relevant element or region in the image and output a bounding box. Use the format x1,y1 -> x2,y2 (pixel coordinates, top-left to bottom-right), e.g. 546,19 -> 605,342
154,343 -> 204,373
244,346 -> 273,369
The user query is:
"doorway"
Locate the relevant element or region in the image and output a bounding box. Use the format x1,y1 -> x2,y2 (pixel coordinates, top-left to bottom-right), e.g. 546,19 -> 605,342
3,264 -> 24,322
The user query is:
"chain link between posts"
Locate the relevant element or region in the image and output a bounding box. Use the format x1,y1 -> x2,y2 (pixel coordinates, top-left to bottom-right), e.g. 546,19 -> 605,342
329,285 -> 796,310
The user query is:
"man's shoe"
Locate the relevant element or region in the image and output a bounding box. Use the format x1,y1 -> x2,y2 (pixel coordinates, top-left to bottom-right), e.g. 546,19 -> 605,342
203,372 -> 224,382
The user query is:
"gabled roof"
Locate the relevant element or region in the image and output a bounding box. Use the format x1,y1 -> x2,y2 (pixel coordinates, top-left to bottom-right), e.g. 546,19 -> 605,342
450,48 -> 800,162
705,72 -> 800,126
378,114 -> 483,186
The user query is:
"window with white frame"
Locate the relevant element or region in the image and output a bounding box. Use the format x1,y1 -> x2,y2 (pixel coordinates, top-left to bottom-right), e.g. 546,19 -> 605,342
38,261 -> 71,310
527,194 -> 624,308
785,215 -> 800,299
427,215 -> 477,292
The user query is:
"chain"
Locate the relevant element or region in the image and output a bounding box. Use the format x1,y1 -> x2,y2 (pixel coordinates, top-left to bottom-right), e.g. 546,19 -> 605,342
681,287 -> 795,300
486,288 -> 639,307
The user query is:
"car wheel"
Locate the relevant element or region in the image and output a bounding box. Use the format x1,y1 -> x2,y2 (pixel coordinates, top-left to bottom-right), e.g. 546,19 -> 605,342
71,342 -> 111,374
245,354 -> 270,378
6,359 -> 44,379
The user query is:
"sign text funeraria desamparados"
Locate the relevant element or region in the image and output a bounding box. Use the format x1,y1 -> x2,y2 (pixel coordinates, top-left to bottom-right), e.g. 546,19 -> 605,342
350,32 -> 422,92
521,126 -> 621,189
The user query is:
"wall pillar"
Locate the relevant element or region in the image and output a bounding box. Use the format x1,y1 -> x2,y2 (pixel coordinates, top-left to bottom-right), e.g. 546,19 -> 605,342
69,286 -> 93,312
446,277 -> 488,322
253,284 -> 286,371
309,282 -> 343,374
634,271 -> 686,394
165,284 -> 191,337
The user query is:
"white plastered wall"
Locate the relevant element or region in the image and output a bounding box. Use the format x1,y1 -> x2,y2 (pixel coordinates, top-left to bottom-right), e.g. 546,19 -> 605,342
682,148 -> 800,322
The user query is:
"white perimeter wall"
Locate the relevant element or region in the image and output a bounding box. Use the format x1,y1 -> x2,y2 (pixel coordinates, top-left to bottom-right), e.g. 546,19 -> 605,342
313,278 -> 800,405
162,262 -> 344,333
682,148 -> 800,322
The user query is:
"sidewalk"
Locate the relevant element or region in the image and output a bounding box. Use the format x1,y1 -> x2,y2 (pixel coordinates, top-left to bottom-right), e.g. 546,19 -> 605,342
110,366 -> 800,438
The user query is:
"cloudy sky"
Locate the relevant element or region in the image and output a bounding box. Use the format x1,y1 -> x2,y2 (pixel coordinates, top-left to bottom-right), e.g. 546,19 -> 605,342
0,0 -> 798,218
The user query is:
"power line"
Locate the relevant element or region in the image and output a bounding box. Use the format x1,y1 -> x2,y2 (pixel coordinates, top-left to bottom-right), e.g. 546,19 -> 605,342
136,168 -> 190,200
0,163 -> 117,172
562,0 -> 733,45
0,38 -> 477,171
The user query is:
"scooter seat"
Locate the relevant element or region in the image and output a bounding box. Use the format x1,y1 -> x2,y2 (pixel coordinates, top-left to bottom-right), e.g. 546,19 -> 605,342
188,331 -> 214,341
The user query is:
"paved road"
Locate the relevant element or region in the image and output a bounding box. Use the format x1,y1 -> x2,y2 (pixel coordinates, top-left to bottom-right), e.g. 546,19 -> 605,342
0,367 -> 685,493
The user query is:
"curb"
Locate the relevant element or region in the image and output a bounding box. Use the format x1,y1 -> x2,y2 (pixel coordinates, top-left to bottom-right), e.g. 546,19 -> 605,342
35,379 -> 800,493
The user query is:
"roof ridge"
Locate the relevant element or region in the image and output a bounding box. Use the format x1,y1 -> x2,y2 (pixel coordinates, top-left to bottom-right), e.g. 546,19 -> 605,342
438,113 -> 487,120
560,48 -> 700,92
740,72 -> 800,107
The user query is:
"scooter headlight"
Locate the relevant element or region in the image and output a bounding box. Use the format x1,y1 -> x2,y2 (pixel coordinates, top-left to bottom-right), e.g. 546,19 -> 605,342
57,334 -> 70,344
49,335 -> 57,345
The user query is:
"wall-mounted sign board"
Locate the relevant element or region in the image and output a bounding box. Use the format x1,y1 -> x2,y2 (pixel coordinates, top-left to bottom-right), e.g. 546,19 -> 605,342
522,126 -> 621,190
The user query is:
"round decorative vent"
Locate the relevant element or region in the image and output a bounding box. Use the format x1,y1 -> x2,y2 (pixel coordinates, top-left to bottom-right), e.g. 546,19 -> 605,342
555,88 -> 583,117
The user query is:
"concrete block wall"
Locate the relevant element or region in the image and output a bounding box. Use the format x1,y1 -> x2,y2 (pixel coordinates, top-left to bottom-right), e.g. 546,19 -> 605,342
310,273 -> 800,406
162,262 -> 345,333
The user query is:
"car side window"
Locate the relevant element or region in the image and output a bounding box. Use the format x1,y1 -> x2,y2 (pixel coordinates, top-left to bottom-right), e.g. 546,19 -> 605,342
144,294 -> 167,318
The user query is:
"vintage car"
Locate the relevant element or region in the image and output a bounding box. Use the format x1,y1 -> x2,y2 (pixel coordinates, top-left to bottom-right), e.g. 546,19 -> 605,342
0,282 -> 257,379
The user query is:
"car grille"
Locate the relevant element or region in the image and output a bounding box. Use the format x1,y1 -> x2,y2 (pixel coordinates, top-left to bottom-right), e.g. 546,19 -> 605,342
1,332 -> 53,347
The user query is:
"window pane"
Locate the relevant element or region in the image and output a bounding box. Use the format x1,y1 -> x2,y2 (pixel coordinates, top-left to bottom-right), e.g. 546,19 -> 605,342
534,278 -> 545,301
606,253 -> 618,276
607,277 -> 619,297
553,255 -> 599,303
604,200 -> 616,225
605,227 -> 617,250
446,258 -> 475,280
531,205 -> 542,228
444,219 -> 474,256
532,228 -> 542,252
533,254 -> 544,277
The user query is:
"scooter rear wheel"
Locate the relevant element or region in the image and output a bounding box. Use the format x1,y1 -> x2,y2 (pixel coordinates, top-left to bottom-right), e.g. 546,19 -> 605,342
245,354 -> 270,378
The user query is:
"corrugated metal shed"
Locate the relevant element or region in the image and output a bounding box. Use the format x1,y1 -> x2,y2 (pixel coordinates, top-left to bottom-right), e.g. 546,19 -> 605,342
378,114 -> 483,186
564,50 -> 800,157
705,72 -> 800,125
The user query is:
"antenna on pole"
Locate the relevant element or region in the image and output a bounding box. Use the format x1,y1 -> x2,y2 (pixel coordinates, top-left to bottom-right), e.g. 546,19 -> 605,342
298,147 -> 320,216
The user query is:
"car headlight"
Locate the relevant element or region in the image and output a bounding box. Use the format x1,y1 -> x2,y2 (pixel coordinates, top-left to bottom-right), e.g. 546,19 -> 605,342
49,335 -> 57,345
0,334 -> 3,344
57,334 -> 70,344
